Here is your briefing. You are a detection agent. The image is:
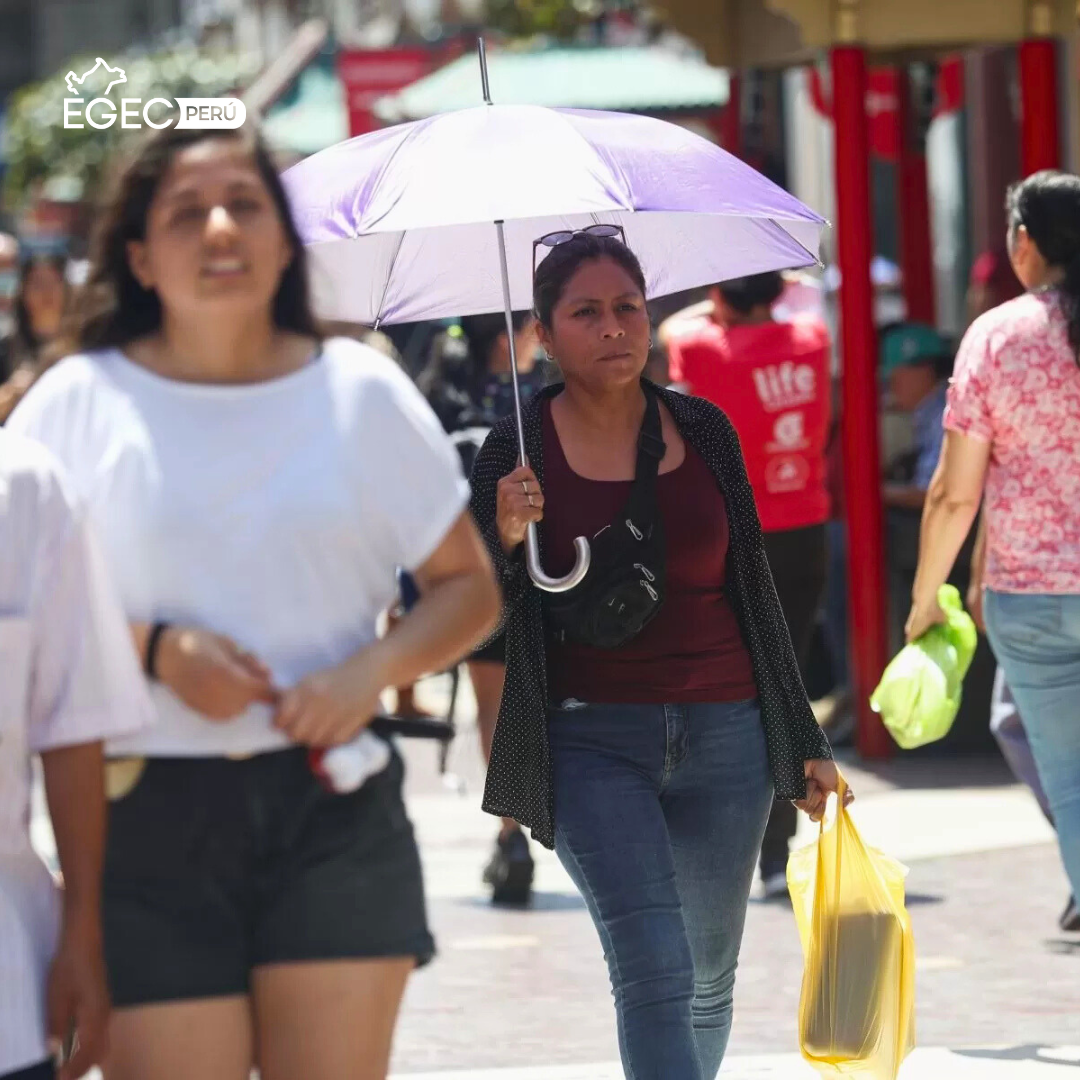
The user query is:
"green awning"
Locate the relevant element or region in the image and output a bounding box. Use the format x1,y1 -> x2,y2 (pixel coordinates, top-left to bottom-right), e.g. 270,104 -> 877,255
263,64 -> 349,156
374,45 -> 730,123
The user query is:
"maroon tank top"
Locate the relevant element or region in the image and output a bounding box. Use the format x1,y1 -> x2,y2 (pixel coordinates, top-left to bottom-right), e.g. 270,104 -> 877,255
541,399 -> 757,705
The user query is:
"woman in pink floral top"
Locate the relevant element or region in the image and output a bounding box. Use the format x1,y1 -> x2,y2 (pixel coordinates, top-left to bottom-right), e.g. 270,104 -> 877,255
908,170 -> 1080,904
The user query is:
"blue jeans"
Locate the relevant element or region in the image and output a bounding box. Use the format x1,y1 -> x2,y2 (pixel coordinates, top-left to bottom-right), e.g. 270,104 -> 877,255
985,591 -> 1080,900
989,666 -> 1052,822
549,699 -> 774,1080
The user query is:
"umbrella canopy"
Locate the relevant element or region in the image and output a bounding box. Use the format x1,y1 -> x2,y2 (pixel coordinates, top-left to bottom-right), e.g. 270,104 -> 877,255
282,103 -> 826,326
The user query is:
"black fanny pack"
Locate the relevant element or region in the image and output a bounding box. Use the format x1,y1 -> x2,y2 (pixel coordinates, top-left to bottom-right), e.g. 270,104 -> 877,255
544,388 -> 666,649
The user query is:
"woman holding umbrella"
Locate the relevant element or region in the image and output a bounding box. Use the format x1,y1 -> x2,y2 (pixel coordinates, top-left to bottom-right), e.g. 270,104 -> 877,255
9,124 -> 500,1080
470,228 -> 849,1079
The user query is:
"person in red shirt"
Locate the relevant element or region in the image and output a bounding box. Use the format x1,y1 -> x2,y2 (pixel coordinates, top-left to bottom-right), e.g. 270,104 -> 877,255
668,271 -> 832,898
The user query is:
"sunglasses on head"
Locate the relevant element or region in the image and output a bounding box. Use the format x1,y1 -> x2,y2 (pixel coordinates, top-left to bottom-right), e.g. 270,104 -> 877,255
532,223 -> 626,279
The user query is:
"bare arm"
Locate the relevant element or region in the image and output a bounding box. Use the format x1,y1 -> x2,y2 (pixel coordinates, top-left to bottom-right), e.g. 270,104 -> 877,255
906,430 -> 991,640
275,512 -> 501,746
966,510 -> 988,631
380,511 -> 501,687
128,620 -> 276,720
42,742 -> 106,933
41,742 -> 110,1079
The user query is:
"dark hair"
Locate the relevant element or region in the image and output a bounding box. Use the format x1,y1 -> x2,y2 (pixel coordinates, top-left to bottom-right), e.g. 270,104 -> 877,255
68,125 -> 320,351
716,271 -> 785,314
1007,170 -> 1080,362
459,311 -> 531,375
15,254 -> 69,356
532,233 -> 647,328
416,310 -> 530,400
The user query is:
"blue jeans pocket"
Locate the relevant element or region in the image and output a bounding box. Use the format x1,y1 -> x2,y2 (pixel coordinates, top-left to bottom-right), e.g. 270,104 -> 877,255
986,591 -> 1061,648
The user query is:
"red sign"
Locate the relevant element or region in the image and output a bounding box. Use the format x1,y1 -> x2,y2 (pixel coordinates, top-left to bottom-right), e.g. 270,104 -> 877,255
934,57 -> 965,117
808,66 -> 900,161
808,60 -> 964,156
337,48 -> 434,136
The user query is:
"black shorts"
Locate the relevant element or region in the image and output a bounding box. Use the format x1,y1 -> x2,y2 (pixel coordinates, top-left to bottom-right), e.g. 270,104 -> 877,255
2,1063 -> 54,1080
103,746 -> 433,1008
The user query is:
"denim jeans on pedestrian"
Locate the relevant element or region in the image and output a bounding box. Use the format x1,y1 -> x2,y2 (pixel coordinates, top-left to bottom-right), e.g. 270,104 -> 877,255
984,590 -> 1080,900
549,698 -> 774,1080
989,665 -> 1052,822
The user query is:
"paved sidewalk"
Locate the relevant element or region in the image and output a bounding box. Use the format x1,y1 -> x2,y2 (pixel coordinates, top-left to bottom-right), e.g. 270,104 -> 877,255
386,676 -> 1079,1077
43,674 -> 1080,1079
393,1047 -> 1080,1078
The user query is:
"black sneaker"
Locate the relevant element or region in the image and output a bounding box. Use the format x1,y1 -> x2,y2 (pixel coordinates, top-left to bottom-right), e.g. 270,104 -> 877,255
483,828 -> 535,906
1060,895 -> 1080,933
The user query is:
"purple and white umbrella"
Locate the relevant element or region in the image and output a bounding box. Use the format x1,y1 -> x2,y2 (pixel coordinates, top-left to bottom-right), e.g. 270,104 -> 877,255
282,43 -> 826,590
283,109 -> 824,327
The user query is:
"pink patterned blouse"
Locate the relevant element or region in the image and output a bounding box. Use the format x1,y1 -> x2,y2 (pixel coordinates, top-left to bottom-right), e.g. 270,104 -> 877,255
945,291 -> 1080,594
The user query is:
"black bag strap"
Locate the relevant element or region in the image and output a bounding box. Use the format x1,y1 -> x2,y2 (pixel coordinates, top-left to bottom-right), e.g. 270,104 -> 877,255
622,386 -> 665,536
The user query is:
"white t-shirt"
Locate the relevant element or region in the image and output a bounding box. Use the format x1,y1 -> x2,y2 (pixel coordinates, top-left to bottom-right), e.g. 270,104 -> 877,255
0,429 -> 153,1073
9,338 -> 470,758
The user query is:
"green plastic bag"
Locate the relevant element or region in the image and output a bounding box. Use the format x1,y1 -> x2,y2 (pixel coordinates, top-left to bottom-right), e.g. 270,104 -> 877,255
870,585 -> 978,750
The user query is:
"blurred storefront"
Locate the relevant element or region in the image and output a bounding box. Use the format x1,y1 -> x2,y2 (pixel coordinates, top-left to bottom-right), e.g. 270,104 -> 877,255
651,0 -> 1080,756
371,42 -> 730,129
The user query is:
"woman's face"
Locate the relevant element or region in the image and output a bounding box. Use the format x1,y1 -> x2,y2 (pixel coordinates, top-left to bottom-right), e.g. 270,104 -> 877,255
537,257 -> 650,391
127,139 -> 294,325
488,317 -> 539,375
21,259 -> 67,335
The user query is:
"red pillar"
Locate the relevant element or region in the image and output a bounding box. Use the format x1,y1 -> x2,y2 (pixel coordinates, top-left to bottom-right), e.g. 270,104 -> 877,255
1019,38 -> 1061,175
831,45 -> 892,759
897,67 -> 936,325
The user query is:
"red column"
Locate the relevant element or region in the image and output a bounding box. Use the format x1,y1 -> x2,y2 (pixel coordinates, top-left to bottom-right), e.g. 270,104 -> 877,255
831,45 -> 892,759
897,67 -> 936,324
1019,38 -> 1061,175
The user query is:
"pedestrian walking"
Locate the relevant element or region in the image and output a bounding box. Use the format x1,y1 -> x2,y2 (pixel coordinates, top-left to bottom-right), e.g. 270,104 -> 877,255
878,323 -> 956,650
0,428 -> 153,1080
0,251 -> 72,423
470,230 -> 848,1080
421,311 -> 548,903
666,270 -> 833,899
0,231 -> 18,368
907,169 -> 1080,910
968,516 -> 1080,931
8,124 -> 500,1080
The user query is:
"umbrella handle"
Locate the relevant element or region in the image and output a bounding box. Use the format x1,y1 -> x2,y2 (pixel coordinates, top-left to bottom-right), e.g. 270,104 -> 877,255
525,522 -> 591,593
492,218 -> 590,593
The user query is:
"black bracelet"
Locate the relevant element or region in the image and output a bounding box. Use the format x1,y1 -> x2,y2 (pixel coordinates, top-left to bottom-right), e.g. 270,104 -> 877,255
144,621 -> 171,681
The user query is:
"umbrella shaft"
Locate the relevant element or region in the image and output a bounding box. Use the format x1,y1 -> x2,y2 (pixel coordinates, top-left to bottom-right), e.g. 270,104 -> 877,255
477,37 -> 492,106
494,219 -> 529,467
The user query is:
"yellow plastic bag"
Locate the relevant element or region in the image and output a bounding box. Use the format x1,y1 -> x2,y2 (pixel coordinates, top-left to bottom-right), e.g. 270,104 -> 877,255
787,777 -> 916,1079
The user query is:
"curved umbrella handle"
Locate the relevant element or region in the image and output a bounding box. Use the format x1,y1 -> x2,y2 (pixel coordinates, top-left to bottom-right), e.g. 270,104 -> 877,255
490,218 -> 590,594
525,522 -> 591,593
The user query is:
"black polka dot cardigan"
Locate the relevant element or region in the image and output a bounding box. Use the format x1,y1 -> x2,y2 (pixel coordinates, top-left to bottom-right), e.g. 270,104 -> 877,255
468,380 -> 832,850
